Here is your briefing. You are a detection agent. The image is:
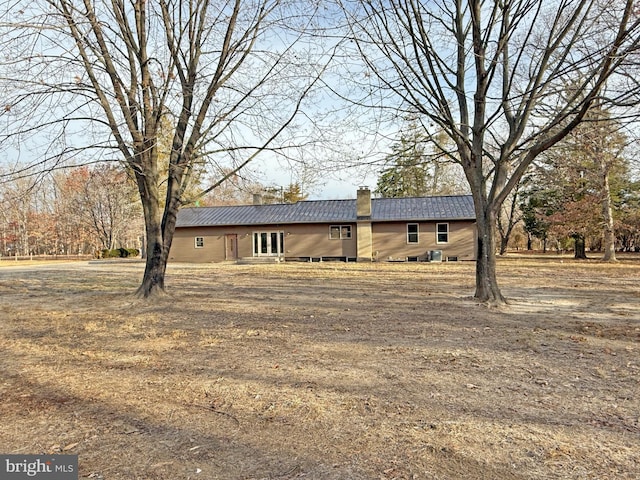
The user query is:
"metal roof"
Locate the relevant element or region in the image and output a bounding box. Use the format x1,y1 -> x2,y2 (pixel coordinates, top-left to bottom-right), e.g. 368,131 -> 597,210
175,195 -> 475,228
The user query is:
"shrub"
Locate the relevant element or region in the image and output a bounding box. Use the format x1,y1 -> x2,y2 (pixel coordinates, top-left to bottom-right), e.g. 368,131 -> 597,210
99,248 -> 139,258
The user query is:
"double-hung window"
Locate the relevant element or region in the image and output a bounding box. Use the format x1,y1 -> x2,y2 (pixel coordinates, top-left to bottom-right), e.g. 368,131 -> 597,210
407,223 -> 419,244
436,223 -> 449,244
195,236 -> 204,248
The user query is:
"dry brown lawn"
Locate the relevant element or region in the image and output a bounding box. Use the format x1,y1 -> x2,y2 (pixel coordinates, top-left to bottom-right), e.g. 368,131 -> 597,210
0,257 -> 639,479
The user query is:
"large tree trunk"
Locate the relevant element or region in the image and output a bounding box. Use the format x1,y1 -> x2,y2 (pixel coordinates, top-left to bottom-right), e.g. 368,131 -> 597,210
133,141 -> 186,298
573,234 -> 587,259
499,234 -> 509,256
134,158 -> 169,298
474,200 -> 506,304
137,216 -> 169,298
135,200 -> 185,298
600,163 -> 617,262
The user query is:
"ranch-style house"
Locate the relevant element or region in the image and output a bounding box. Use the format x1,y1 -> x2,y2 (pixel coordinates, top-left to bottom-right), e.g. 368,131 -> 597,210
170,187 -> 477,263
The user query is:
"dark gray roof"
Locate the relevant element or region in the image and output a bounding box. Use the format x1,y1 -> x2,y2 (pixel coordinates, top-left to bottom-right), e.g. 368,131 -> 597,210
176,195 -> 475,228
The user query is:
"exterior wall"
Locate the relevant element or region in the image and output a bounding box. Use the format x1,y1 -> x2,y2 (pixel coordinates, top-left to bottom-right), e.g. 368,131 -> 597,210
356,221 -> 373,261
170,220 -> 476,263
170,223 -> 358,262
284,224 -> 357,258
371,221 -> 476,261
170,226 -> 250,262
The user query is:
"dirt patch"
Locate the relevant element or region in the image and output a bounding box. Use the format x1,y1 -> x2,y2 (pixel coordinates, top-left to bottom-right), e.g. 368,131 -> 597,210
0,258 -> 639,479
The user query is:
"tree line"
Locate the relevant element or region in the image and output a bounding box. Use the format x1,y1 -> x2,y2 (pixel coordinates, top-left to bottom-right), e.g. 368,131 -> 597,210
376,110 -> 640,260
2,0 -> 640,303
0,164 -> 308,258
516,112 -> 640,259
0,166 -> 142,257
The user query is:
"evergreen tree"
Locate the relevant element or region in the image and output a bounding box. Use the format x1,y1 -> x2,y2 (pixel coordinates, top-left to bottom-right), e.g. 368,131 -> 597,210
376,126 -> 466,198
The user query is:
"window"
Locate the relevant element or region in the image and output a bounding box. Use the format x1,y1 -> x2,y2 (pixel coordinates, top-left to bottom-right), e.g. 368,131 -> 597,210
195,236 -> 204,248
407,223 -> 419,244
330,225 -> 352,239
253,231 -> 284,256
436,223 -> 449,244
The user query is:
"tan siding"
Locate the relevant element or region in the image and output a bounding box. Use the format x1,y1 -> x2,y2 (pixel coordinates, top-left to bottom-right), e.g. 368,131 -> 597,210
170,221 -> 475,263
284,224 -> 357,258
170,227 -> 226,262
445,222 -> 476,260
372,221 -> 476,261
171,223 -> 359,261
356,221 -> 373,260
170,226 -> 260,262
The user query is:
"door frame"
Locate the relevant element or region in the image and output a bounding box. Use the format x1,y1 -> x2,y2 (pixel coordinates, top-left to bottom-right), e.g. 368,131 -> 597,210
253,231 -> 284,257
225,234 -> 238,260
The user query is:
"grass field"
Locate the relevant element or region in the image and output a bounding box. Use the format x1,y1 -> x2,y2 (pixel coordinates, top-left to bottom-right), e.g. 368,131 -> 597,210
0,257 -> 638,479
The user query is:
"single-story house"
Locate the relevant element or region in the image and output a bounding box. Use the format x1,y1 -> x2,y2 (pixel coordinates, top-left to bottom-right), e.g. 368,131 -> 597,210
170,187 -> 476,263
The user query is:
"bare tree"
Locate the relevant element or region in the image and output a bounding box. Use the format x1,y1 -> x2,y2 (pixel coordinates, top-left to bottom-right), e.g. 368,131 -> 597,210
587,114 -> 629,262
1,0 -> 329,296
0,176 -> 35,256
342,0 -> 640,303
497,182 -> 524,256
57,165 -> 142,251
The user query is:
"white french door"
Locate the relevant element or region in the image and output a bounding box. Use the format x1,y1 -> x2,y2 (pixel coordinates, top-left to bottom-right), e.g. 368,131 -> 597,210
253,231 -> 284,257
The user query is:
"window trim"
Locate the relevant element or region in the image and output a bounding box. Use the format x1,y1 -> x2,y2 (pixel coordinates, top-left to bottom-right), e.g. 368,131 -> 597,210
195,236 -> 204,248
253,231 -> 284,256
329,225 -> 352,240
407,223 -> 419,244
436,223 -> 449,244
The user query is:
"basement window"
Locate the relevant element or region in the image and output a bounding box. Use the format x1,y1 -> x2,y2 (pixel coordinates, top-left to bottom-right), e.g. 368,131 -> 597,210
330,225 -> 352,239
436,223 -> 449,244
195,236 -> 204,248
407,223 -> 419,244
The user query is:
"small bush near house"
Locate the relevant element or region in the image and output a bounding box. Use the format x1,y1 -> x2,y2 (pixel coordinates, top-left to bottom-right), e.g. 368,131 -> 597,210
99,248 -> 140,258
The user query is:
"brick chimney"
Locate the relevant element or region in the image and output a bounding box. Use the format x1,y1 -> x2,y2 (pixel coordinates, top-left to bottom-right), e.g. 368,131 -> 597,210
356,186 -> 371,219
356,187 -> 373,261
